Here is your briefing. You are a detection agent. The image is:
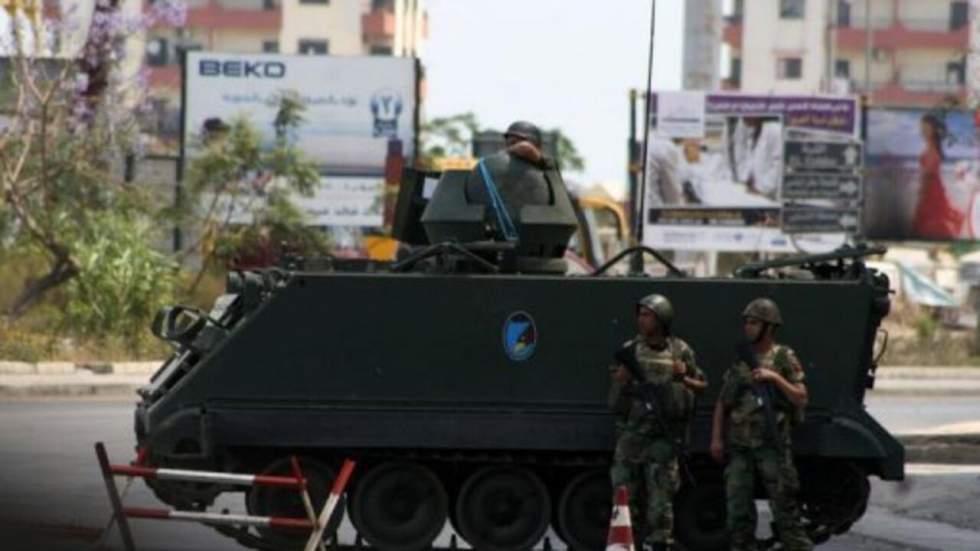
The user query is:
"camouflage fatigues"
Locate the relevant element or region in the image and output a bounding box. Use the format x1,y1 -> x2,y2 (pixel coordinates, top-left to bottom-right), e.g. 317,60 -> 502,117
609,336 -> 705,546
718,344 -> 812,551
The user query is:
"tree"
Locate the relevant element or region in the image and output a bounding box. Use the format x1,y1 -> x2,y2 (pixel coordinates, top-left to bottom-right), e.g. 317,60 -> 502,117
420,112 -> 481,160
0,1 -> 186,322
177,91 -> 328,292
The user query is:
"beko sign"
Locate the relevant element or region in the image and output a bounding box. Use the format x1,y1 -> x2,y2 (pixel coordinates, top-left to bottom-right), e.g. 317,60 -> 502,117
198,59 -> 286,79
184,52 -> 416,172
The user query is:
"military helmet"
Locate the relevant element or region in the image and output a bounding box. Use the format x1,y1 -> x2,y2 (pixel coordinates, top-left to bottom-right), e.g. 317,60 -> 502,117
636,294 -> 674,330
742,298 -> 782,325
503,120 -> 542,147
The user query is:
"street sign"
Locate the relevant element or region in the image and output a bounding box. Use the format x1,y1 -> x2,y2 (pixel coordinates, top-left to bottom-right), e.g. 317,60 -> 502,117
781,208 -> 861,234
783,141 -> 863,174
782,173 -> 862,201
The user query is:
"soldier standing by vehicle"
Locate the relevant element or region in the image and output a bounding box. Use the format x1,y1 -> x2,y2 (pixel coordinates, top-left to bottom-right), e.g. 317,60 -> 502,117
608,294 -> 707,551
710,298 -> 813,551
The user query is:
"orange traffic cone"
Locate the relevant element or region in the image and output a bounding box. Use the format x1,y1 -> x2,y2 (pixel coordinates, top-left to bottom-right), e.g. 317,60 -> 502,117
606,485 -> 635,551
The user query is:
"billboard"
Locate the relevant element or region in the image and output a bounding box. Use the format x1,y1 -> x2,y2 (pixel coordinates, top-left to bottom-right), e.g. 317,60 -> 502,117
864,108 -> 979,241
183,52 -> 417,174
214,176 -> 385,228
643,91 -> 860,252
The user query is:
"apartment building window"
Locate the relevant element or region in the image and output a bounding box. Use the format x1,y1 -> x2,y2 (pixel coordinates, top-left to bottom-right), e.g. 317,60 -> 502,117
835,59 -> 850,78
950,1 -> 968,30
730,57 -> 742,85
779,0 -> 805,19
262,40 -> 279,53
263,0 -> 276,10
947,62 -> 966,85
298,39 -> 329,55
299,0 -> 329,4
836,0 -> 851,27
777,57 -> 803,79
371,0 -> 394,9
145,37 -> 169,67
370,45 -> 393,56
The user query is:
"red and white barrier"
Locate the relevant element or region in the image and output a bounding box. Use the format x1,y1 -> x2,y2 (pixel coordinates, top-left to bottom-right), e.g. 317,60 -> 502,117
606,485 -> 636,551
305,458 -> 355,551
94,441 -> 355,551
121,506 -> 315,529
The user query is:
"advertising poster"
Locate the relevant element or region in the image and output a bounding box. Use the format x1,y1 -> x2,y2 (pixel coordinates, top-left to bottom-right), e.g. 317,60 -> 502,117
214,177 -> 385,228
864,108 -> 979,241
184,52 -> 416,174
643,91 -> 859,252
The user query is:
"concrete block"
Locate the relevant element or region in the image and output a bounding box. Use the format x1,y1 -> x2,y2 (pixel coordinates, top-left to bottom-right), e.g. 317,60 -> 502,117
0,361 -> 35,375
34,362 -> 77,375
110,362 -> 162,376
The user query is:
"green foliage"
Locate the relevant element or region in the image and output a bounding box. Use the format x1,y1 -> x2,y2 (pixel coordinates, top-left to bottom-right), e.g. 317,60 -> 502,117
549,127 -> 585,172
182,92 -> 327,275
914,312 -> 938,341
62,214 -> 178,344
0,328 -> 58,362
421,112 -> 481,159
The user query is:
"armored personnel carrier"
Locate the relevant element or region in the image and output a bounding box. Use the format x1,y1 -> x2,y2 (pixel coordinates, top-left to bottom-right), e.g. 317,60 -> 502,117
134,159 -> 901,550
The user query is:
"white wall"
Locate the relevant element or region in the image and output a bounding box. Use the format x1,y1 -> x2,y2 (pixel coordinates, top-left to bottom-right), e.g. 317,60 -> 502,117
280,0 -> 364,55
740,0 -> 828,93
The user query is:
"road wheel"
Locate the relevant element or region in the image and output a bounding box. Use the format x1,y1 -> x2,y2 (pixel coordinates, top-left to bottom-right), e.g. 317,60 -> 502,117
349,462 -> 448,551
555,469 -> 611,551
454,466 -> 551,551
674,477 -> 728,551
246,456 -> 342,550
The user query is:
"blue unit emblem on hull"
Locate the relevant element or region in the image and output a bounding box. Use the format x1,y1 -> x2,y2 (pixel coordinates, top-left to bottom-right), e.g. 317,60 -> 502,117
502,312 -> 537,361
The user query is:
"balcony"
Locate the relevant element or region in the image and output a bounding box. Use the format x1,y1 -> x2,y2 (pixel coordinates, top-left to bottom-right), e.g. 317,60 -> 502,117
147,0 -> 281,31
148,65 -> 181,89
853,79 -> 966,107
362,9 -> 395,44
835,18 -> 968,50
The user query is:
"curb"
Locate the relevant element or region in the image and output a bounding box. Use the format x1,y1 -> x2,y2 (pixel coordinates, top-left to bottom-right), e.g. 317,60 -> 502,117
876,367 -> 980,380
0,361 -> 160,377
869,379 -> 980,396
898,434 -> 980,464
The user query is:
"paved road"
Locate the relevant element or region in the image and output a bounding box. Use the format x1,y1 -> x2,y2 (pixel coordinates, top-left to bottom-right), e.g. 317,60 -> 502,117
1,398 -> 978,550
865,394 -> 980,434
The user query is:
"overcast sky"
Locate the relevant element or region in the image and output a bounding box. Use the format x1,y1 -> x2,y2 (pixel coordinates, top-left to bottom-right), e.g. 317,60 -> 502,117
421,0 -> 684,198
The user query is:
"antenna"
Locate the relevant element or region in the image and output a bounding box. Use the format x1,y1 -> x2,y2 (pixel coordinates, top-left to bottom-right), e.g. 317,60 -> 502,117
631,0 -> 657,273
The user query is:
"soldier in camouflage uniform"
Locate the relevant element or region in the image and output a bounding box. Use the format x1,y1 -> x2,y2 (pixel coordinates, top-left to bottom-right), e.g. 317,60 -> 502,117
710,298 -> 813,551
608,294 -> 707,551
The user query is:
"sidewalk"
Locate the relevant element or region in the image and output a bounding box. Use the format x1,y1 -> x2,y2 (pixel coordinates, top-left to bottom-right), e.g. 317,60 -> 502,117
871,366 -> 980,396
0,361 -> 159,398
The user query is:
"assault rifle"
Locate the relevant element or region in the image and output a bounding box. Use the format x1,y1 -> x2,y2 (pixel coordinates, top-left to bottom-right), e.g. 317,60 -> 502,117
613,343 -> 695,483
736,341 -> 782,449
613,344 -> 672,439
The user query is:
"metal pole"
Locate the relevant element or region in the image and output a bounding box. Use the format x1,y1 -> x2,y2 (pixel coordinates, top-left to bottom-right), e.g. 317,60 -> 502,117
827,0 -> 837,93
413,57 -> 422,168
95,442 -> 136,551
865,0 -> 872,94
632,0 -> 657,273
175,47 -> 188,253
627,89 -> 638,239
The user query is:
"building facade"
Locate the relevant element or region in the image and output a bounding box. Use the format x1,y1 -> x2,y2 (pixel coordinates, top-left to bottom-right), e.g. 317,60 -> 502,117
142,0 -> 427,149
722,0 -> 970,107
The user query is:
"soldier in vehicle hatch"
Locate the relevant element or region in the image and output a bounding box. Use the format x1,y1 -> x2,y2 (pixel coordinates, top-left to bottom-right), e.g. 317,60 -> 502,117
608,294 -> 707,551
710,298 -> 813,551
468,121 -> 566,241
